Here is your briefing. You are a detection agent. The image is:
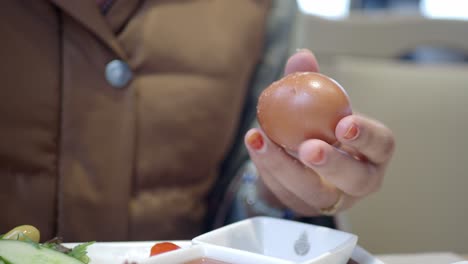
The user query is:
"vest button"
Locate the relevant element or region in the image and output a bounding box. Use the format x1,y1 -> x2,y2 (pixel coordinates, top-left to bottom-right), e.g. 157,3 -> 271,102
105,60 -> 133,88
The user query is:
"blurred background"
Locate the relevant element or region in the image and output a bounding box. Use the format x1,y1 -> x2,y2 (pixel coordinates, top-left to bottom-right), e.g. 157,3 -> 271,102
291,0 -> 468,256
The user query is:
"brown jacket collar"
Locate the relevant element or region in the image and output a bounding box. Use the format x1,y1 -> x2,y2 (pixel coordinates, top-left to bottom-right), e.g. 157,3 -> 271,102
49,0 -> 129,59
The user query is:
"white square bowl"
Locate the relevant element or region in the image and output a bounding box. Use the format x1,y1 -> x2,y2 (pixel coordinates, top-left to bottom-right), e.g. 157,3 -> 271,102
192,217 -> 358,264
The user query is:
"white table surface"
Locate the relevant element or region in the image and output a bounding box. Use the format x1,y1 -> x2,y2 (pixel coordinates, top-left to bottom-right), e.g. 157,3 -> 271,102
376,252 -> 466,264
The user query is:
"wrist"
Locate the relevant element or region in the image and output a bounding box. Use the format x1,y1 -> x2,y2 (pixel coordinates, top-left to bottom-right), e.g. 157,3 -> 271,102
233,161 -> 296,220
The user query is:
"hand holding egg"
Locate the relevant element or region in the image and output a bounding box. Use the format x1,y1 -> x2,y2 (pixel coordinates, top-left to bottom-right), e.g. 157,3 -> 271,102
244,49 -> 395,216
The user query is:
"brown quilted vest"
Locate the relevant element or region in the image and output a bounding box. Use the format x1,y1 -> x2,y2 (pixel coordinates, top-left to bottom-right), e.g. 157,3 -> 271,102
0,0 -> 270,241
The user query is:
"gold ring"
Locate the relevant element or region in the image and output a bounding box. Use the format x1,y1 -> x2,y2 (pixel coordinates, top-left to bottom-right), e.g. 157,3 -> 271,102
319,189 -> 345,216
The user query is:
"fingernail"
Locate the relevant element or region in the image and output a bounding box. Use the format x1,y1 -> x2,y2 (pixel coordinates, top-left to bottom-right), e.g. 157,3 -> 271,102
308,147 -> 325,165
296,48 -> 309,53
344,123 -> 359,140
247,131 -> 265,152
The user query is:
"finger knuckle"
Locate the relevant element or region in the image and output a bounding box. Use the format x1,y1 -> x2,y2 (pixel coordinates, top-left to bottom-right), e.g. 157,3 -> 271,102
380,130 -> 396,159
351,178 -> 371,197
351,166 -> 379,197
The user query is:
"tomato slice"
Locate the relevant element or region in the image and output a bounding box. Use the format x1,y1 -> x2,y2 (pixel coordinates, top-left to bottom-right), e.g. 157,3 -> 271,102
149,242 -> 181,256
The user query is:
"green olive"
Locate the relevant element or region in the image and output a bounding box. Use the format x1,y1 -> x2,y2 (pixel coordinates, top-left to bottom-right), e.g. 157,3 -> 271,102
3,225 -> 40,243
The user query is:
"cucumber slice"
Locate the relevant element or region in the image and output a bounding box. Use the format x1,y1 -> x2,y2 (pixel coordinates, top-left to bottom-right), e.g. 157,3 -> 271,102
0,240 -> 83,264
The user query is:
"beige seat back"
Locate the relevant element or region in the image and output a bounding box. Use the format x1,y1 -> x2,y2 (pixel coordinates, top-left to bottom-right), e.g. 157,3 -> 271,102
293,12 -> 468,75
335,57 -> 468,254
293,12 -> 468,254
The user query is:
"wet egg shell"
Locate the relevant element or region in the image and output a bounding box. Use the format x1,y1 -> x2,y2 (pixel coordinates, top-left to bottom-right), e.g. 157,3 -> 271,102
257,72 -> 352,153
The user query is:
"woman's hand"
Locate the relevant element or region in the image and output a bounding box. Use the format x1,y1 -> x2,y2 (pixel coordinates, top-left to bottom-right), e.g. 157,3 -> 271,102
244,49 -> 395,216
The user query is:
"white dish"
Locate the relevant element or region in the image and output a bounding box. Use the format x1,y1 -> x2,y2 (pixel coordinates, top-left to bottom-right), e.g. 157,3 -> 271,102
63,217 -> 383,264
65,241 -> 190,264
64,242 -> 383,264
192,217 -> 358,264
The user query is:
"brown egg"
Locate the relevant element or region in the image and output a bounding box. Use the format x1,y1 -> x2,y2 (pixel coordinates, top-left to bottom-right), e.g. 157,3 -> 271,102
257,72 -> 352,153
